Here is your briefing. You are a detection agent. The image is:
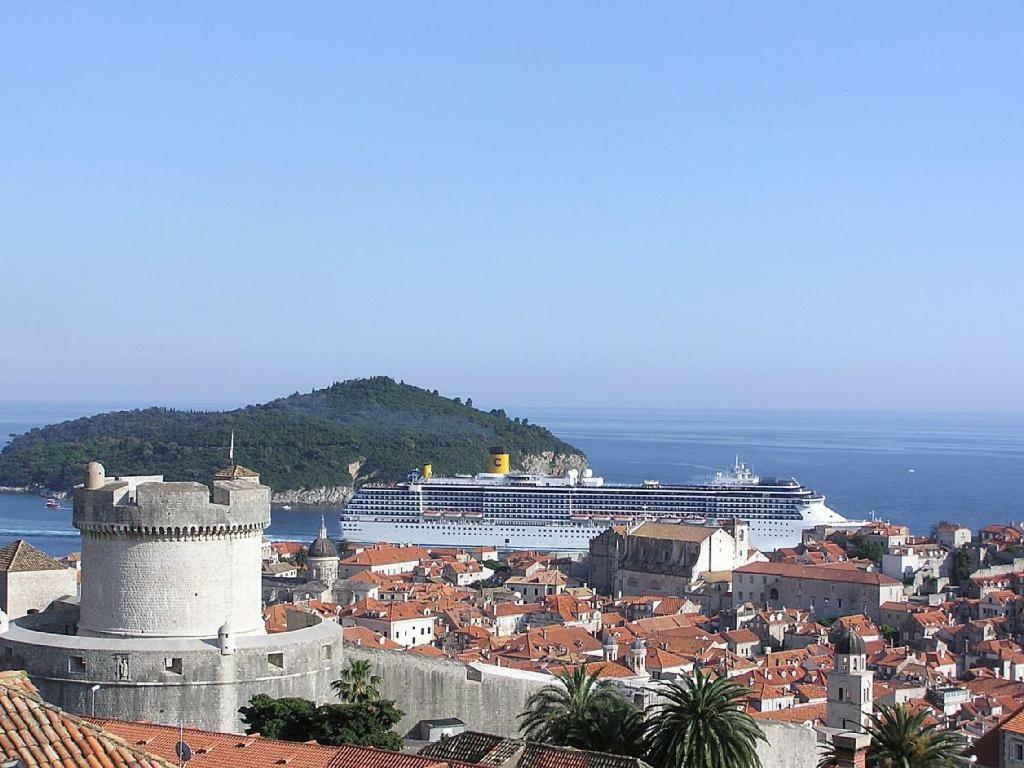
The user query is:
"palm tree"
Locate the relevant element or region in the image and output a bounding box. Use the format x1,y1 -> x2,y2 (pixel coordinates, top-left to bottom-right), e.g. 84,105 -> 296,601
331,659 -> 382,703
818,705 -> 965,768
519,665 -> 639,752
645,669 -> 766,768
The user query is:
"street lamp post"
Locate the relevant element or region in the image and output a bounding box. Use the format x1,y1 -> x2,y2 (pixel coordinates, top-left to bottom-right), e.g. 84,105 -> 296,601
90,684 -> 100,716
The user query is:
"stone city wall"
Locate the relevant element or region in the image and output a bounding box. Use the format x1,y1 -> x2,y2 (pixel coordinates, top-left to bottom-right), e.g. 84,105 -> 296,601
0,611 -> 343,734
346,644 -> 820,768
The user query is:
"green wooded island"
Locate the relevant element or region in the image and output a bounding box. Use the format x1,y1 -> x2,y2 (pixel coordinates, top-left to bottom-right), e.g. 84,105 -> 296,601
0,377 -> 586,503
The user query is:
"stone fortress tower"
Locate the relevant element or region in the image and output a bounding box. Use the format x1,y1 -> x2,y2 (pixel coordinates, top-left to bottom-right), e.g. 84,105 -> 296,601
0,461 -> 344,733
76,462 -> 268,639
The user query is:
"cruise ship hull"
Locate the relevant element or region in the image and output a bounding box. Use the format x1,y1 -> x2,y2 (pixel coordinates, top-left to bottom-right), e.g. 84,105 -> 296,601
340,500 -> 863,553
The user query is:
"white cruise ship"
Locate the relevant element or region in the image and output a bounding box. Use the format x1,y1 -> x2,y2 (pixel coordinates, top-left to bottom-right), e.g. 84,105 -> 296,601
340,449 -> 867,553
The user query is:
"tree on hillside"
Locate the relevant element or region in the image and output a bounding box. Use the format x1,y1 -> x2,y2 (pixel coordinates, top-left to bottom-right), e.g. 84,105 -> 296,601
331,659 -> 381,703
817,704 -> 965,768
644,669 -> 766,768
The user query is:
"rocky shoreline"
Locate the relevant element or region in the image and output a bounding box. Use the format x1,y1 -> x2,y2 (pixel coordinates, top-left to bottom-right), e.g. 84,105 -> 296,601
269,451 -> 587,507
271,486 -> 353,506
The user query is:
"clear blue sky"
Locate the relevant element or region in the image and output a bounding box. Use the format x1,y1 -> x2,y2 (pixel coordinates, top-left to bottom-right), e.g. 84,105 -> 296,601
2,4 -> 1022,411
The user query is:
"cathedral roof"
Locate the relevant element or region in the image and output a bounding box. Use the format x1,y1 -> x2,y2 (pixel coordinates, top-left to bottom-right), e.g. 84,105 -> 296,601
309,516 -> 339,559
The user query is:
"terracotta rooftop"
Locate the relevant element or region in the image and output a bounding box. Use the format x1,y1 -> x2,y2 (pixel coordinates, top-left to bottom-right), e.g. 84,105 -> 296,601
342,625 -> 403,650
734,561 -> 901,586
94,719 -> 450,768
419,731 -> 649,768
0,540 -> 69,573
341,546 -> 430,567
0,675 -> 174,768
629,522 -> 716,542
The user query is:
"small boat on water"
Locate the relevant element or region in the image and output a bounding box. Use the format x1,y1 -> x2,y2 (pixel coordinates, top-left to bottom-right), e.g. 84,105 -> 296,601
45,498 -> 61,510
281,504 -> 293,511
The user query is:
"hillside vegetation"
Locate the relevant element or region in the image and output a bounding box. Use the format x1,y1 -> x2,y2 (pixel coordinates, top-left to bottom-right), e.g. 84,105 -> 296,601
0,377 -> 584,493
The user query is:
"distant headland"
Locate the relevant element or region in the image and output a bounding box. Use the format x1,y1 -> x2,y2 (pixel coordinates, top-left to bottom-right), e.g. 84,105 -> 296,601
0,376 -> 586,504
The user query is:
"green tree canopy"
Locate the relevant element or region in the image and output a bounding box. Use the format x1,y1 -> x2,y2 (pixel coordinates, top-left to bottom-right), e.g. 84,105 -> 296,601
519,666 -> 638,751
644,669 -> 766,768
239,693 -> 403,750
818,704 -> 965,768
331,659 -> 381,703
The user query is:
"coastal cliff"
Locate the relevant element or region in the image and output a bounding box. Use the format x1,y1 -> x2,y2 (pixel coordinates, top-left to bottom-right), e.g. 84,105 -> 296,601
272,486 -> 353,506
519,450 -> 588,476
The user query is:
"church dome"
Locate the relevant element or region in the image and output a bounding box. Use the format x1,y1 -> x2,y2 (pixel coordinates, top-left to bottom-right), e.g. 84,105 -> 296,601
832,627 -> 866,655
309,536 -> 338,559
308,516 -> 338,559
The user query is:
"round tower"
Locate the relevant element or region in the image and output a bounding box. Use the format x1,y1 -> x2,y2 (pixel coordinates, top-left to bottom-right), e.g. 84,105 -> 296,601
73,465 -> 271,639
307,516 -> 339,584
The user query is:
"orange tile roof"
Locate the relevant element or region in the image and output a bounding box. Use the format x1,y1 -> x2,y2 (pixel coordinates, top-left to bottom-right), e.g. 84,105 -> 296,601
342,625 -> 403,649
753,703 -> 828,725
93,720 -> 336,768
341,546 -> 430,567
95,720 -> 449,768
1003,706 -> 1024,736
0,682 -> 174,768
735,561 -> 901,586
544,661 -> 637,679
489,602 -> 543,617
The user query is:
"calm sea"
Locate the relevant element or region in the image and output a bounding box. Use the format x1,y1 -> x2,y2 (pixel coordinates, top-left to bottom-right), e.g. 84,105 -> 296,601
1,403 -> 1022,556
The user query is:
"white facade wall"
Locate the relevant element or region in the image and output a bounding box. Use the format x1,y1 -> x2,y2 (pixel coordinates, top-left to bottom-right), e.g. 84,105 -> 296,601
0,569 -> 78,619
345,615 -> 436,647
338,558 -> 421,578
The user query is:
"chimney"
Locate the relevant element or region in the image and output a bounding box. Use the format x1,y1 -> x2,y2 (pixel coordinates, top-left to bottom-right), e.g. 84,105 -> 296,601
828,733 -> 871,768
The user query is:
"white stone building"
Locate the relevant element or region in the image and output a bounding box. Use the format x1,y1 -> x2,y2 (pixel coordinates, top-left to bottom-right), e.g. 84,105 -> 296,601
0,540 -> 78,619
608,521 -> 759,597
